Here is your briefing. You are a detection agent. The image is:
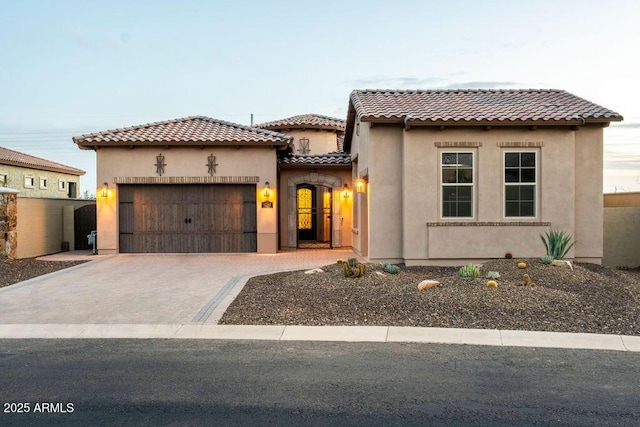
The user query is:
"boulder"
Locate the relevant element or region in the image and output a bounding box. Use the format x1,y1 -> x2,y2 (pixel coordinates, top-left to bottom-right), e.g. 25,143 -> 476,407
304,268 -> 324,274
551,260 -> 574,270
418,280 -> 440,291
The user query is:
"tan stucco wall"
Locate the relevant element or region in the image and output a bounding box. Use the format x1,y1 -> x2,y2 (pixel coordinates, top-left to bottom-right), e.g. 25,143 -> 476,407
368,125 -> 403,261
95,146 -> 278,254
350,121 -> 370,257
283,130 -> 341,155
573,127 -> 603,262
278,167 -> 352,249
356,124 -> 604,265
15,198 -> 94,259
604,192 -> 640,207
0,164 -> 81,198
603,207 -> 640,268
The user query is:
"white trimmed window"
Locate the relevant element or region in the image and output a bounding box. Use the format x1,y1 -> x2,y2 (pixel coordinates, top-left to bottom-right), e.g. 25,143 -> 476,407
39,177 -> 48,189
504,151 -> 537,217
441,151 -> 474,218
24,176 -> 35,188
0,174 -> 7,185
58,180 -> 67,191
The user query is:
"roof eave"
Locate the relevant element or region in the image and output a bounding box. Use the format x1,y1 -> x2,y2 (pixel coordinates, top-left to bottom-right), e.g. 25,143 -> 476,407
0,159 -> 85,176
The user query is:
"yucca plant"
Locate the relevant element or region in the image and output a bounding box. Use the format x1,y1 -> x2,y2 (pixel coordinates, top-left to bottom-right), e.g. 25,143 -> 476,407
540,229 -> 576,259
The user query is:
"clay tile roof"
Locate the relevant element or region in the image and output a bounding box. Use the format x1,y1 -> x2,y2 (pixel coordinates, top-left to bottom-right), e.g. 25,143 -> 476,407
279,152 -> 352,166
350,89 -> 623,124
254,114 -> 346,131
0,146 -> 85,176
73,116 -> 292,148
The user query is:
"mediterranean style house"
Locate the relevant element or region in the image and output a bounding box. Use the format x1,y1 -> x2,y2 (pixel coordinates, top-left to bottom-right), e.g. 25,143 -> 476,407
74,89 -> 622,265
0,146 -> 84,198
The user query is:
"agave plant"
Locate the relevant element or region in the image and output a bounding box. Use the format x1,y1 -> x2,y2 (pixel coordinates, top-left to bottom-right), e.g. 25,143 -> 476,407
540,229 -> 576,259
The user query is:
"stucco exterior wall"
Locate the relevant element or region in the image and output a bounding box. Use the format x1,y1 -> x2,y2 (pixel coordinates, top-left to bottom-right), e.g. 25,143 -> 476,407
350,120 -> 370,257
368,125 -> 403,261
278,167 -> 352,249
285,130 -> 341,155
359,124 -> 604,265
0,164 -> 81,198
604,192 -> 640,207
95,146 -> 278,254
15,198 -> 94,259
573,127 -> 603,262
603,207 -> 640,268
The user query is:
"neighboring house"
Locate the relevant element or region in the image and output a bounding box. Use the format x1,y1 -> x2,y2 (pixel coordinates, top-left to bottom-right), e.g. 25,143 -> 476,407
344,89 -> 622,265
75,89 -> 622,265
0,146 -> 85,198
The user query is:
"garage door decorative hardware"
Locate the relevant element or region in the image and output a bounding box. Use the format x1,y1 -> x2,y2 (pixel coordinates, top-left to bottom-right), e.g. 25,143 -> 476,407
155,153 -> 166,176
207,154 -> 218,176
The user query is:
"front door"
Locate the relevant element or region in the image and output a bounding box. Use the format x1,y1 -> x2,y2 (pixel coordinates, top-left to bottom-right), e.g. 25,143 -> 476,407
296,184 -> 332,249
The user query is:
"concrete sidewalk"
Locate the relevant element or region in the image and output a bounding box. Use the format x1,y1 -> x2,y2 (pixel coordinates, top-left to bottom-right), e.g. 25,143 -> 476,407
0,324 -> 639,352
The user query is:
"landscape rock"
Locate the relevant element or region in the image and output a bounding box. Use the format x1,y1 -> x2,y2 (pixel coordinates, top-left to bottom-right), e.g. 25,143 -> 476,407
417,280 -> 440,291
551,260 -> 574,270
304,268 -> 324,274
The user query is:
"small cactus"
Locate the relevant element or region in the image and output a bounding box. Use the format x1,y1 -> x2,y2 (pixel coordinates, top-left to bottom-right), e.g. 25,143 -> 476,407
505,252 -> 513,259
486,280 -> 498,288
382,263 -> 400,274
459,263 -> 480,278
517,262 -> 527,269
336,259 -> 344,264
343,261 -> 367,278
347,258 -> 359,267
487,271 -> 500,279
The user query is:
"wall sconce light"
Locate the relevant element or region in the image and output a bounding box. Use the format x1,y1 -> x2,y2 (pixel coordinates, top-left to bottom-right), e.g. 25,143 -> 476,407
262,181 -> 272,199
100,182 -> 109,198
355,178 -> 366,193
341,183 -> 350,199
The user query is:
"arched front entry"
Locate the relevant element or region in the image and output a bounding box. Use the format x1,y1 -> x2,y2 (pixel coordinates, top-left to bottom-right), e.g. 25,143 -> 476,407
287,173 -> 343,248
296,184 -> 332,248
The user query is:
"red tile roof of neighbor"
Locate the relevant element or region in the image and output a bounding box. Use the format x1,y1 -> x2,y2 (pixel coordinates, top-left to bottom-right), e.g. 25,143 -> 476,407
254,114 -> 346,131
0,146 -> 85,176
349,89 -> 623,124
73,116 -> 293,148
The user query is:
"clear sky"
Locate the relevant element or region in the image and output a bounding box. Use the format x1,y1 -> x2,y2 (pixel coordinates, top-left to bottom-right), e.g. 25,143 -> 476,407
1,0 -> 639,194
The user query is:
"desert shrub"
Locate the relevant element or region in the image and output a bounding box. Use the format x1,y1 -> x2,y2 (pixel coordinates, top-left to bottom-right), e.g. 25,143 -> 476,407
540,255 -> 555,265
487,271 -> 500,279
347,258 -> 359,267
459,263 -> 480,278
382,263 -> 400,274
540,229 -> 576,259
505,252 -> 513,259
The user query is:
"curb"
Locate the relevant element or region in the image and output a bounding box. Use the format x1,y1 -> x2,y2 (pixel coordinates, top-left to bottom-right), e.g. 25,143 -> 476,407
0,324 -> 638,352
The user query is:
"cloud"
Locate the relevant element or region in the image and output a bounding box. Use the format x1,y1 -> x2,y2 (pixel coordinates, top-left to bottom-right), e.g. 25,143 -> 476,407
439,81 -> 521,89
611,122 -> 640,129
346,76 -> 521,90
347,76 -> 447,88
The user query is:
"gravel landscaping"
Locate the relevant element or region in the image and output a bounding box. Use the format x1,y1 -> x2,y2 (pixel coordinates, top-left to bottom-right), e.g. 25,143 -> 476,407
0,258 -> 87,289
220,259 -> 640,336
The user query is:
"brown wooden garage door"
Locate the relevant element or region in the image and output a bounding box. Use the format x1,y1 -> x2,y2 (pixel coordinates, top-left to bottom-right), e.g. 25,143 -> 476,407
119,184 -> 257,253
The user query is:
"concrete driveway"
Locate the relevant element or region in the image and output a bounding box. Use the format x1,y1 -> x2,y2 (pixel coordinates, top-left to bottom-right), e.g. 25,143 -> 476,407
0,250 -> 356,325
